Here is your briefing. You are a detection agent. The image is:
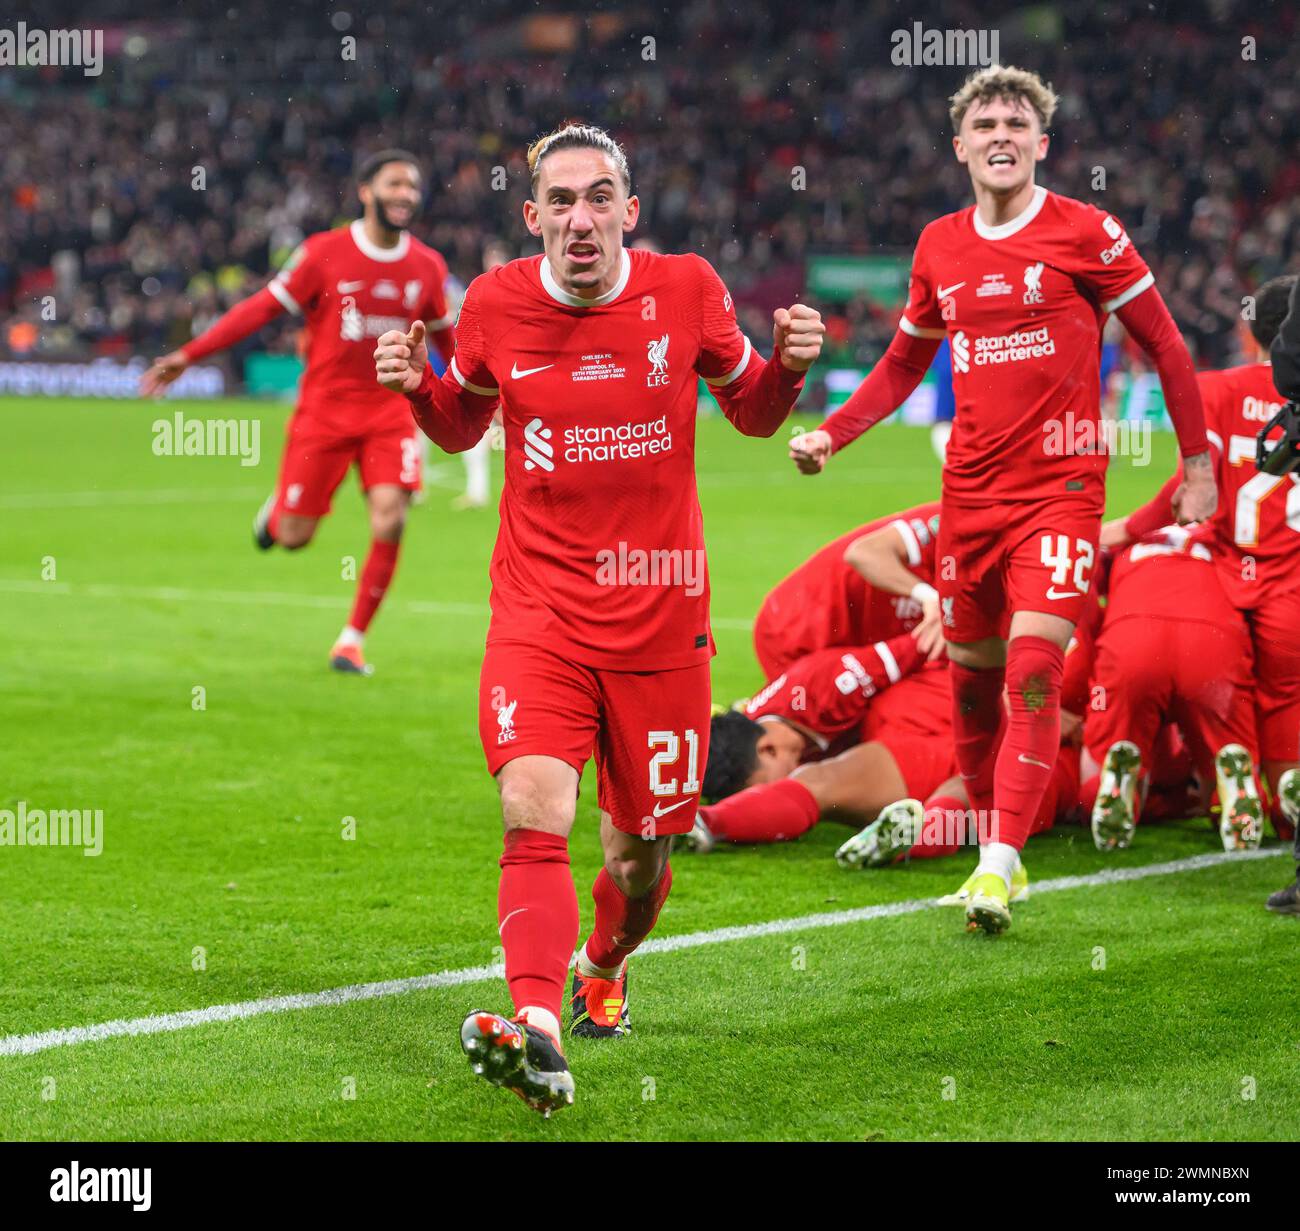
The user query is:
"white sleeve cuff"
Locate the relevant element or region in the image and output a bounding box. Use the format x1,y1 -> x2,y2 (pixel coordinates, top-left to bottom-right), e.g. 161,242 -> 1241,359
873,641 -> 902,684
450,356 -> 498,396
899,315 -> 946,340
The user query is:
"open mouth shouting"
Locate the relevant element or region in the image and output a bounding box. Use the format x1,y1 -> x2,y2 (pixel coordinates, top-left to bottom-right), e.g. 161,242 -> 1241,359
566,241 -> 601,267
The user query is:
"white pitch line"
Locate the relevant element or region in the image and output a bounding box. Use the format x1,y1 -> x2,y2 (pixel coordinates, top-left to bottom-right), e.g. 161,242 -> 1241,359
0,847 -> 1283,1059
0,578 -> 757,630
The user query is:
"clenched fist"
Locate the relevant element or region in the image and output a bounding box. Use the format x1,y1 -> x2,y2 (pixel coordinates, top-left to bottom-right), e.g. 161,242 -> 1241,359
789,427 -> 833,475
374,320 -> 428,395
773,304 -> 825,373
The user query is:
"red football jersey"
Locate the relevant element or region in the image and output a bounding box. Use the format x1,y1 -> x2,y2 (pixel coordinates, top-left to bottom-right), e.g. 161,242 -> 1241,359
450,248 -> 770,671
742,637 -> 920,761
902,187 -> 1153,507
755,502 -> 942,665
1107,527 -> 1240,630
1196,363 -> 1300,608
861,661 -> 952,744
270,221 -> 454,432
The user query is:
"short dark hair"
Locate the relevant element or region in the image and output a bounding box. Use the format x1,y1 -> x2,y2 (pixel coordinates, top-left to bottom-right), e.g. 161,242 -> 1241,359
1250,275 -> 1297,351
701,710 -> 765,803
356,148 -> 422,184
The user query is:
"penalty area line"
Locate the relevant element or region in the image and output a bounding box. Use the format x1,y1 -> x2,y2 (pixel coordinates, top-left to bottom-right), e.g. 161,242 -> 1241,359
0,847 -> 1284,1059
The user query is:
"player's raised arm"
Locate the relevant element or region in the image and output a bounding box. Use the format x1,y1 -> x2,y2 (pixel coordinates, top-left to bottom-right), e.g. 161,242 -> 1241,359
140,235 -> 329,397
790,228 -> 944,474
842,514 -> 944,660
1113,287 -> 1216,525
789,327 -> 941,474
709,302 -> 825,437
693,257 -> 822,438
140,285 -> 287,396
376,320 -> 497,454
1104,428 -> 1225,549
422,253 -> 459,367
1071,205 -> 1214,528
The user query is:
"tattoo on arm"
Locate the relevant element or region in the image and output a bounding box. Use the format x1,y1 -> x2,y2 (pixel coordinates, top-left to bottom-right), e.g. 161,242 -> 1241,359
1183,451 -> 1212,475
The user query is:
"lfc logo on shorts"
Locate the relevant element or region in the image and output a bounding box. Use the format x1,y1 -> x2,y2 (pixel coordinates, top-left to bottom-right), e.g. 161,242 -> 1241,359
496,699 -> 518,744
646,334 -> 670,387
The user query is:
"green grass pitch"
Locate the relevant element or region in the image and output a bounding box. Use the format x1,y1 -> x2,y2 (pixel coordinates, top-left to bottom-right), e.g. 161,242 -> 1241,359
1,395 -> 1294,1141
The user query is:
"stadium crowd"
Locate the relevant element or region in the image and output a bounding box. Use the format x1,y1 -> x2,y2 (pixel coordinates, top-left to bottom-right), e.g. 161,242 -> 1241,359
2,0 -> 1297,373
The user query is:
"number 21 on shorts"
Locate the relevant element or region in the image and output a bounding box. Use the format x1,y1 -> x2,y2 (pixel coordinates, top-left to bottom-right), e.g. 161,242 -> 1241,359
648,729 -> 701,797
1040,534 -> 1095,598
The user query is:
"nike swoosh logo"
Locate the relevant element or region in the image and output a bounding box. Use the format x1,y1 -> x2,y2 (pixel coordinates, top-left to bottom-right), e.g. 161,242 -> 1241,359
652,798 -> 693,818
937,282 -> 966,299
337,280 -> 365,293
510,362 -> 554,379
1018,753 -> 1052,770
1045,587 -> 1082,600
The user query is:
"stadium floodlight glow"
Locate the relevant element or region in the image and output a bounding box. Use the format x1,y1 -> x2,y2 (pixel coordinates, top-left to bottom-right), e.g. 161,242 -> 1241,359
1256,401 -> 1300,475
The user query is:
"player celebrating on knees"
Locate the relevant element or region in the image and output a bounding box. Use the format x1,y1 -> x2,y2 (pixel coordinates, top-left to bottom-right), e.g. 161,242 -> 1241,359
142,150 -> 458,675
374,123 -> 823,1114
788,66 -> 1216,934
1105,276 -> 1300,874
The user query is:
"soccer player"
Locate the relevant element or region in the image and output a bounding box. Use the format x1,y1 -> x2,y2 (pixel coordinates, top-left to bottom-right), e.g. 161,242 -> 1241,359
754,501 -> 943,677
373,124 -> 824,1114
839,594 -> 1101,871
1105,277 -> 1300,872
141,150 -> 457,674
1082,527 -> 1261,852
788,65 -> 1216,934
687,634 -> 930,851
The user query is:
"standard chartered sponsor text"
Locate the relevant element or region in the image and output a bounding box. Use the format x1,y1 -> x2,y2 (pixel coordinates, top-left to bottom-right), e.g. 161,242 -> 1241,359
564,415 -> 672,463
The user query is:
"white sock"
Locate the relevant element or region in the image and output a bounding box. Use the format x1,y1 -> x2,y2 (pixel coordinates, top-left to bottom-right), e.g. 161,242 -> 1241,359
575,942 -> 623,981
464,433 -> 490,504
517,1006 -> 561,1047
975,841 -> 1019,892
336,625 -> 365,648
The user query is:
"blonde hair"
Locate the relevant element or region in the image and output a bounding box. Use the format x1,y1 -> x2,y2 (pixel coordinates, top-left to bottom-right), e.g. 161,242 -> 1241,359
949,65 -> 1059,132
527,122 -> 631,198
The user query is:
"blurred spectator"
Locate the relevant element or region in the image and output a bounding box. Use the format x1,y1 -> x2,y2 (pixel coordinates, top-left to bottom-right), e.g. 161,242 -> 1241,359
1,0 -> 1295,375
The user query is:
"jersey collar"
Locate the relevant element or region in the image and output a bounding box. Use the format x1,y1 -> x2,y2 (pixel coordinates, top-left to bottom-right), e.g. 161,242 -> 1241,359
539,248 -> 631,308
971,184 -> 1047,241
349,219 -> 410,263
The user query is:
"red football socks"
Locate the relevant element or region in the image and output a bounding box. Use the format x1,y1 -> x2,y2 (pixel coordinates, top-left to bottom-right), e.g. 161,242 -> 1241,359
992,636 -> 1065,850
912,792 -> 969,859
348,538 -> 401,634
700,777 -> 820,844
583,863 -> 673,971
497,829 -> 579,1026
950,661 -> 1007,815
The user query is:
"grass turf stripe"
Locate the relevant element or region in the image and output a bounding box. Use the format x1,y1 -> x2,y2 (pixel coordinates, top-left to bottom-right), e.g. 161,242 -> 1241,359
0,577 -> 756,630
0,847 -> 1285,1059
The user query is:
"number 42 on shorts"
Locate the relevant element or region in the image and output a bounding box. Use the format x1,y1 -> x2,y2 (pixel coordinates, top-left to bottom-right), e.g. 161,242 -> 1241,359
1040,533 -> 1095,599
